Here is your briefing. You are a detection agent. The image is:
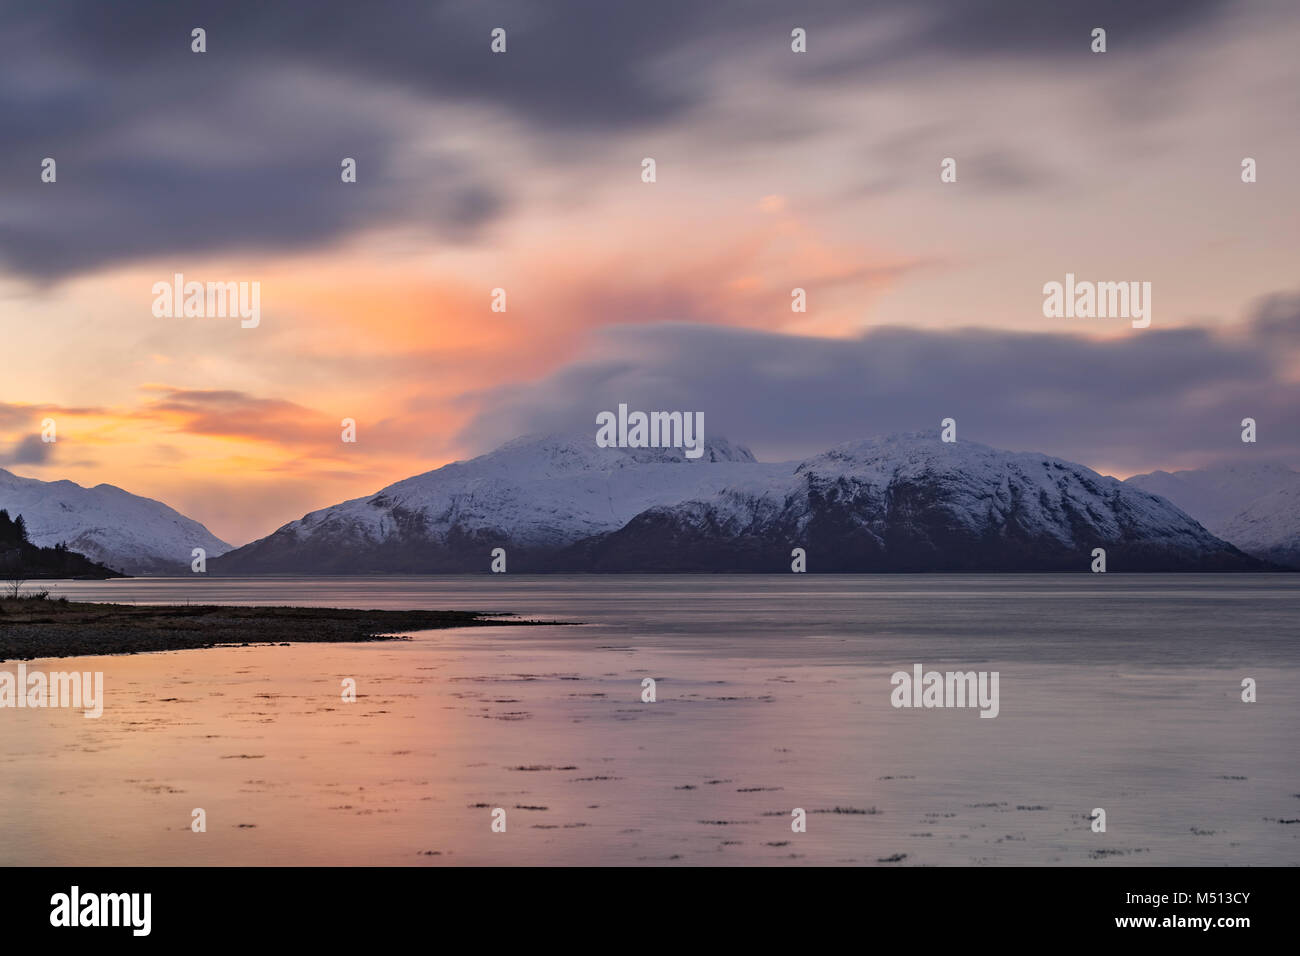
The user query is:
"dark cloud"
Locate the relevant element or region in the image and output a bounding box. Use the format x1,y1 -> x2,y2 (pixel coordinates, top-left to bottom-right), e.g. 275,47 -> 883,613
6,1 -> 1231,129
458,292 -> 1300,474
0,435 -> 54,467
0,49 -> 503,279
0,0 -> 1238,279
889,0 -> 1228,56
1,153 -> 503,280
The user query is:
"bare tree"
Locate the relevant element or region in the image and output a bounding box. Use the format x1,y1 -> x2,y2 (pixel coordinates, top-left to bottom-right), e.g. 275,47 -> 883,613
2,558 -> 26,600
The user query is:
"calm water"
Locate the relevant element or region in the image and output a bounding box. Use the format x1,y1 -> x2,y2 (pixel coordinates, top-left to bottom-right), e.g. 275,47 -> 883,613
2,574 -> 1297,865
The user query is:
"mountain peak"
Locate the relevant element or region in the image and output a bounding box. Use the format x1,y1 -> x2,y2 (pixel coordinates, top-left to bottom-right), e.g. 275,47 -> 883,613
469,430 -> 756,471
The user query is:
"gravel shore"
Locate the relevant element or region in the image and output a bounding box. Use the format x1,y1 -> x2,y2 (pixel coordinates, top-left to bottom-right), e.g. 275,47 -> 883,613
0,598 -> 561,661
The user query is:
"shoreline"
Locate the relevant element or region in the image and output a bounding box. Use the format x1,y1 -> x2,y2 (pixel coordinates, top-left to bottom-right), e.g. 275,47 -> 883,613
0,598 -> 570,662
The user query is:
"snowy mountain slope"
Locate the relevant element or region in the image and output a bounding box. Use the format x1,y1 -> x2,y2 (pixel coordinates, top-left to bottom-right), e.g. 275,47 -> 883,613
0,468 -> 231,574
211,433 -> 790,572
214,432 -> 1260,573
1126,463 -> 1300,567
574,434 -> 1258,571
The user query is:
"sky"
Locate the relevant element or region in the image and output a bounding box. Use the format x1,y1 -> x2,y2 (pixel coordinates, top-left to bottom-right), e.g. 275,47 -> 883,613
1,0 -> 1298,546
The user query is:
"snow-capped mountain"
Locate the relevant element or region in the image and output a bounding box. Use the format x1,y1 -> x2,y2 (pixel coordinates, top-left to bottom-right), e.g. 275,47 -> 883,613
0,468 -> 231,575
574,434 -> 1257,571
213,432 -> 1261,573
212,433 -> 788,572
1126,463 -> 1300,568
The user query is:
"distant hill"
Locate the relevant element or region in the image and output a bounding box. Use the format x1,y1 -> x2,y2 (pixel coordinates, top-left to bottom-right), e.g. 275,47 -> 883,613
0,468 -> 230,574
1127,462 -> 1300,568
0,509 -> 124,581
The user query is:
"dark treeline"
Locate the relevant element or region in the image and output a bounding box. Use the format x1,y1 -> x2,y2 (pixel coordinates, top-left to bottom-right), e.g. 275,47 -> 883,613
0,509 -> 124,581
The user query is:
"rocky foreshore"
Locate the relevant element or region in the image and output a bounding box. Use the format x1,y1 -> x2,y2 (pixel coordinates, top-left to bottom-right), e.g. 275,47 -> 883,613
0,598 -> 563,662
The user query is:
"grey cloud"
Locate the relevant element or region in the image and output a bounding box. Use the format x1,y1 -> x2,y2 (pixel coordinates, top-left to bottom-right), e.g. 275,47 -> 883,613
0,435 -> 54,467
965,149 -> 1054,192
889,0 -> 1229,56
1250,291 -> 1300,345
457,294 -> 1300,474
0,56 -> 504,278
0,0 -> 1243,278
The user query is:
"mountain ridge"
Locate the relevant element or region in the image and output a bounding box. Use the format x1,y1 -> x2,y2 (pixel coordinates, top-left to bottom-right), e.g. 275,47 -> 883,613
211,432 -> 1267,573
